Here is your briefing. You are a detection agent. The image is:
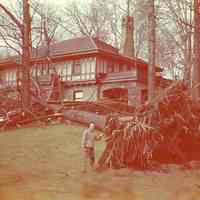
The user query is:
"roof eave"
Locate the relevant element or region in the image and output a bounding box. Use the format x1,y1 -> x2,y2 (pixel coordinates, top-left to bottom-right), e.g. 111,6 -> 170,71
32,49 -> 99,63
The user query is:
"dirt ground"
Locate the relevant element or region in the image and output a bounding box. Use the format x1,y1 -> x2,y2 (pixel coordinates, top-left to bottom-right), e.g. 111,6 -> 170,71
0,124 -> 200,200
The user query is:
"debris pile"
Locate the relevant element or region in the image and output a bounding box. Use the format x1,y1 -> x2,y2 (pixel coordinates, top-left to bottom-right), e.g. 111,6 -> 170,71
0,102 -> 63,131
98,82 -> 200,170
63,100 -> 135,116
0,73 -> 63,131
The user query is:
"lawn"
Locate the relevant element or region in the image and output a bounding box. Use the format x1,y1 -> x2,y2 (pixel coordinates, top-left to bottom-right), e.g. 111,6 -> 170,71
0,124 -> 200,200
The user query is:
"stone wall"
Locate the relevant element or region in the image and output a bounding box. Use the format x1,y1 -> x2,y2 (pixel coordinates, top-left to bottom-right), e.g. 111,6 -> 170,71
62,81 -> 147,106
99,81 -> 145,106
63,84 -> 98,102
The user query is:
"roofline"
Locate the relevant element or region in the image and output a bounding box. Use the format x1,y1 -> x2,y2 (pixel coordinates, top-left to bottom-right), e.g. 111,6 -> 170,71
97,50 -> 163,72
90,37 -> 98,49
0,36 -> 162,72
0,50 -> 99,69
32,49 -> 99,63
0,50 -> 162,72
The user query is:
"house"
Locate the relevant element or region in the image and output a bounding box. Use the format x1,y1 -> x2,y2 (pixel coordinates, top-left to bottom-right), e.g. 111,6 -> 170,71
0,15 -> 164,106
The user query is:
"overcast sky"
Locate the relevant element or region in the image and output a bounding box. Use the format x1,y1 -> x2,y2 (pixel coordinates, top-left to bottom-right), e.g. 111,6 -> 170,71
0,0 -> 87,19
36,0 -> 85,6
0,0 -> 85,6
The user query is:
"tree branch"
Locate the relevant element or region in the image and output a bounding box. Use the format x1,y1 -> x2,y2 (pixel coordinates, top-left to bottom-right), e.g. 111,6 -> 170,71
0,3 -> 23,32
0,31 -> 21,55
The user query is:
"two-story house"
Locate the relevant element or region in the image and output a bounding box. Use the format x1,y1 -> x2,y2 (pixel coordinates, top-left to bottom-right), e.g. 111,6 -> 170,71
0,15 -> 164,106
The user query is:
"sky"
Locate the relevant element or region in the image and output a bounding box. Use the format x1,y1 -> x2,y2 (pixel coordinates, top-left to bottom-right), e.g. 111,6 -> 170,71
0,0 -> 88,16
37,0 -> 85,6
0,0 -> 86,6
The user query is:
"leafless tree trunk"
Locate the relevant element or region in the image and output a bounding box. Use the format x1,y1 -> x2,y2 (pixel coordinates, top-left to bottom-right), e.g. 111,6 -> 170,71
183,30 -> 192,85
157,0 -> 194,80
148,0 -> 156,101
182,3 -> 193,86
0,0 -> 31,109
192,0 -> 200,100
21,0 -> 31,109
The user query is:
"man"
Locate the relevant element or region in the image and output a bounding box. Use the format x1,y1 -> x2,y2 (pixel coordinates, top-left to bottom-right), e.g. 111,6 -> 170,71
81,122 -> 103,173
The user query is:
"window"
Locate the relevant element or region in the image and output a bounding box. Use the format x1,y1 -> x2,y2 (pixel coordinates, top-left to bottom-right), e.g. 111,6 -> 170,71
108,61 -> 114,73
127,64 -> 132,71
41,64 -> 48,75
72,60 -> 81,75
37,65 -> 41,76
11,71 -> 16,82
5,72 -> 12,84
114,63 -> 120,72
57,66 -> 62,76
123,64 -> 127,71
31,68 -> 36,77
40,64 -> 45,75
62,67 -> 67,81
141,89 -> 148,104
73,90 -> 84,101
66,62 -> 72,75
90,58 -> 95,73
0,74 -> 3,84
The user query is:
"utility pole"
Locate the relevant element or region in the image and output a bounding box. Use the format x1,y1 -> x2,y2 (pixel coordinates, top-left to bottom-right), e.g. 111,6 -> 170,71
21,0 -> 31,109
148,0 -> 156,102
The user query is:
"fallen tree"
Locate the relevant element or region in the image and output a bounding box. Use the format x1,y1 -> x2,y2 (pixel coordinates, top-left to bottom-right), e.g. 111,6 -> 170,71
0,72 -> 63,131
98,82 -> 200,170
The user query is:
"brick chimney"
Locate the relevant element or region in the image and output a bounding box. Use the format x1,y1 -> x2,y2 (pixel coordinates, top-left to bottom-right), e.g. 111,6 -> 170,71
120,15 -> 134,58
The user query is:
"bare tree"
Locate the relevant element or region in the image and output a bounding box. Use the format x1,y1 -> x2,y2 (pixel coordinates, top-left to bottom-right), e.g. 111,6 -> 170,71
161,0 -> 193,82
62,0 -> 123,47
192,0 -> 200,100
147,0 -> 156,101
21,0 -> 31,108
0,3 -> 22,55
0,0 -> 31,109
0,0 -> 61,109
31,1 -> 61,49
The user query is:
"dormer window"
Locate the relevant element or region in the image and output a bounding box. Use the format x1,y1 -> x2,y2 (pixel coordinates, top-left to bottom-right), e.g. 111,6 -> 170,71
72,60 -> 81,75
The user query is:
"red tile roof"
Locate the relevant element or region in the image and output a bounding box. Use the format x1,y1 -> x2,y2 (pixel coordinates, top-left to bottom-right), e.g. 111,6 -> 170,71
92,37 -> 119,54
0,37 -> 119,65
0,36 -> 163,72
32,36 -> 119,59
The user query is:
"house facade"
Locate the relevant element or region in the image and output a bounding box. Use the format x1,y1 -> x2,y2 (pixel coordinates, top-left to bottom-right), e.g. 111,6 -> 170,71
0,36 -> 164,106
0,13 -> 167,106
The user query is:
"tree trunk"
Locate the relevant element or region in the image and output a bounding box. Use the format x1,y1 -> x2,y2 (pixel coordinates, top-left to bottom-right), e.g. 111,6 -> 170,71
192,0 -> 200,101
183,32 -> 192,86
148,0 -> 156,102
183,4 -> 193,88
21,0 -> 31,109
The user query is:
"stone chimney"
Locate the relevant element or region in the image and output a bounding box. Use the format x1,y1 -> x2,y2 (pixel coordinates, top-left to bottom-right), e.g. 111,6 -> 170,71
120,15 -> 134,58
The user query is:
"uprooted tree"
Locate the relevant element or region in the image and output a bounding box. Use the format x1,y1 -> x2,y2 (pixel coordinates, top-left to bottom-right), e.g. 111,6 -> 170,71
98,82 -> 200,170
97,0 -> 200,170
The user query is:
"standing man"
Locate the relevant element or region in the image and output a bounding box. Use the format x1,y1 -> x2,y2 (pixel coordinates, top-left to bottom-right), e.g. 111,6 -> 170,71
81,122 -> 103,173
